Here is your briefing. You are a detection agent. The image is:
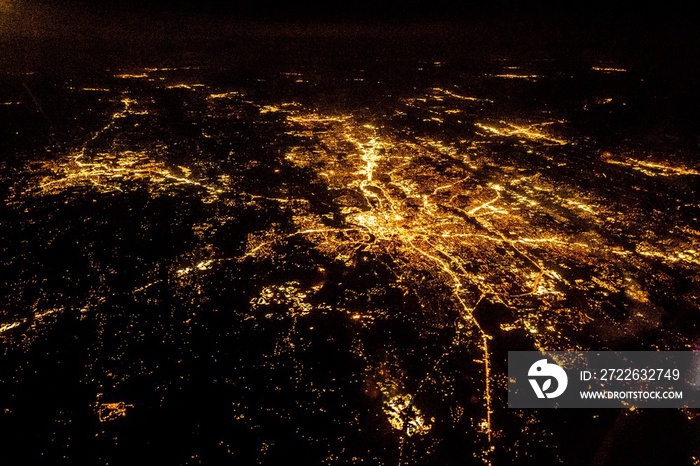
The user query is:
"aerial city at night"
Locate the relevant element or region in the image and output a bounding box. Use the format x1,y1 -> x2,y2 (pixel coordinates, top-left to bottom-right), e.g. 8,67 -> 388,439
1,1 -> 699,464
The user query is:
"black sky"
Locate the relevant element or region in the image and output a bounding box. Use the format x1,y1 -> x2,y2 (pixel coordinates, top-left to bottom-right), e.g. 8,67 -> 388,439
29,0 -> 699,22
3,0 -> 698,62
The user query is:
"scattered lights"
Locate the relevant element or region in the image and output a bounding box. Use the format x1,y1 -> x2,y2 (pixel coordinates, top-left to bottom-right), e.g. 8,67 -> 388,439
490,74 -> 541,80
115,73 -> 149,79
166,83 -> 205,90
0,321 -> 22,334
17,96 -> 225,202
625,281 -> 650,304
564,199 -> 597,215
384,394 -> 433,437
208,91 -> 241,99
475,121 -> 569,145
176,259 -> 216,276
250,281 -> 314,317
196,260 -> 214,270
260,105 -> 282,113
591,66 -> 627,73
431,87 -> 493,103
602,152 -> 700,177
32,150 -> 217,198
97,401 -> 133,423
636,245 -> 700,267
0,307 -> 64,335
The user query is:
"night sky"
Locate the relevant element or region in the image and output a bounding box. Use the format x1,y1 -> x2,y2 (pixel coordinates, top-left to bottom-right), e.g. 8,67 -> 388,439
38,0 -> 699,19
5,0 -> 699,28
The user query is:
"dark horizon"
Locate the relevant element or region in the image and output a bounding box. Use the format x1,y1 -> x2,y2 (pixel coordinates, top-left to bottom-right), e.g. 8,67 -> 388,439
4,0 -> 699,36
